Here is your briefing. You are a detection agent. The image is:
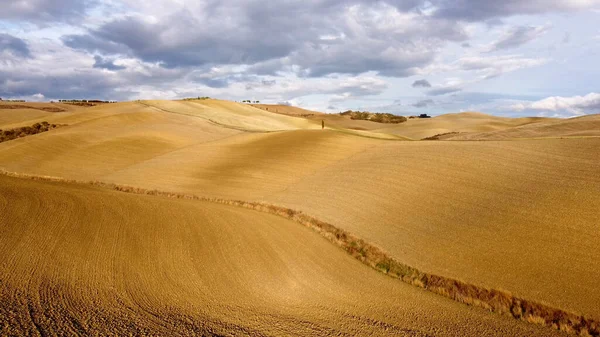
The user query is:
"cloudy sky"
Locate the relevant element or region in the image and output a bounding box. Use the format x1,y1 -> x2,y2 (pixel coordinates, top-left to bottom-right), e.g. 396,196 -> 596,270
1,0 -> 600,116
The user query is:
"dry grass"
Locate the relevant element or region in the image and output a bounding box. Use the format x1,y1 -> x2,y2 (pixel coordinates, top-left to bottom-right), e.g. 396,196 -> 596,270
1,169 -> 596,336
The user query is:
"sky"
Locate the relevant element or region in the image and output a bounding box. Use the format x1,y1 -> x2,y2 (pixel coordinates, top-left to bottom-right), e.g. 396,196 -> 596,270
1,0 -> 599,117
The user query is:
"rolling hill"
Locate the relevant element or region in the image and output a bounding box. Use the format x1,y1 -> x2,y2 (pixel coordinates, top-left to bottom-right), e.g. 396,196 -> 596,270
0,174 -> 559,336
1,99 -> 598,335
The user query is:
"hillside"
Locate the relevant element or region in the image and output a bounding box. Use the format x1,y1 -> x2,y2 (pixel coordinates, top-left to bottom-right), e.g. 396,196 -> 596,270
251,103 -> 325,116
372,112 -> 558,140
0,175 -> 559,336
446,113 -> 600,140
0,99 -> 599,335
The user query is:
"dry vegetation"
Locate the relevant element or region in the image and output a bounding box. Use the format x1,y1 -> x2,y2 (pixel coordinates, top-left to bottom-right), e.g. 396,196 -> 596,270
421,131 -> 461,140
0,104 -> 65,112
340,110 -> 408,123
1,99 -> 599,335
0,121 -> 62,143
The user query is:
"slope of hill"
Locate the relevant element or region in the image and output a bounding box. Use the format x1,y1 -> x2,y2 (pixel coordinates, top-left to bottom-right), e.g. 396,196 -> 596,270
1,99 -> 599,335
144,99 -> 318,131
447,113 -> 600,140
0,102 -> 241,179
91,130 -> 600,320
0,175 -> 559,336
372,112 -> 556,140
0,102 -> 83,129
251,103 -> 325,116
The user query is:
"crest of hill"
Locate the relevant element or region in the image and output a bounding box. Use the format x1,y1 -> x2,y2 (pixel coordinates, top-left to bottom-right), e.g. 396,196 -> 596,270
250,104 -> 325,117
143,99 -> 319,132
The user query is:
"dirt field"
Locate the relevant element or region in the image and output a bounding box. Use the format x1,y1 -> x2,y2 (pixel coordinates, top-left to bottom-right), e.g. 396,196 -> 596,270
0,175 -> 562,336
1,99 -> 598,335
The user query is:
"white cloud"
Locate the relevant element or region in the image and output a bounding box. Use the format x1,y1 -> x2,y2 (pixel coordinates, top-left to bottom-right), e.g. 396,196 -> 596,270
458,55 -> 547,79
511,92 -> 600,115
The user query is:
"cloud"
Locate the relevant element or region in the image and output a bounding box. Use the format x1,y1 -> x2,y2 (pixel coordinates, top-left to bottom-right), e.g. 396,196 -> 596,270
0,0 -> 94,23
427,86 -> 462,96
458,55 -> 547,79
63,2 -> 469,78
488,25 -> 550,51
412,79 -> 432,88
431,0 -> 599,21
510,92 -> 600,115
0,33 -> 31,58
93,55 -> 126,71
412,99 -> 434,107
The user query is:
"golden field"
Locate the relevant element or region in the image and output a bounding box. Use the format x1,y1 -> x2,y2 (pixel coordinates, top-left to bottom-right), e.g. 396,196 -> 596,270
1,99 -> 599,335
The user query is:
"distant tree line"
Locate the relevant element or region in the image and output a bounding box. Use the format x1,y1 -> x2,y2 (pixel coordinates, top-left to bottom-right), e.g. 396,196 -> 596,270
182,96 -> 211,101
0,98 -> 26,102
58,99 -> 117,103
242,100 -> 260,103
340,110 -> 408,124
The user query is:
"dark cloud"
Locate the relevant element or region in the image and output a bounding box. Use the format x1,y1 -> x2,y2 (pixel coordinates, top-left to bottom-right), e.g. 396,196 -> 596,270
488,25 -> 548,51
0,69 -> 132,101
93,55 -> 126,70
431,0 -> 593,21
0,33 -> 31,58
412,79 -> 431,88
0,0 -> 94,22
412,99 -> 434,107
461,42 -> 471,48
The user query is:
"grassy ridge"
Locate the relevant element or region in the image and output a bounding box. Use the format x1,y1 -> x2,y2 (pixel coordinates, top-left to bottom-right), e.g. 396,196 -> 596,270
1,170 -> 597,336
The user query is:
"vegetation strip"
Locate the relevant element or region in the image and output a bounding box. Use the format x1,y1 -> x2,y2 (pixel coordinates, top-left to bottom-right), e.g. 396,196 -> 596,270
0,105 -> 65,112
0,122 -> 63,143
0,170 -> 597,336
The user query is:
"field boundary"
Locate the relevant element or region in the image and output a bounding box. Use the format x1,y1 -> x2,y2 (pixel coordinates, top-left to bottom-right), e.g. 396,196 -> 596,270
1,169 -> 598,336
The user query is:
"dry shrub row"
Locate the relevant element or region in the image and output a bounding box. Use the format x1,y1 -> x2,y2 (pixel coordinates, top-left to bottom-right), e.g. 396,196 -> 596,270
0,105 -> 65,112
0,122 -> 62,143
422,132 -> 460,140
340,110 -> 408,124
0,169 -> 598,336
